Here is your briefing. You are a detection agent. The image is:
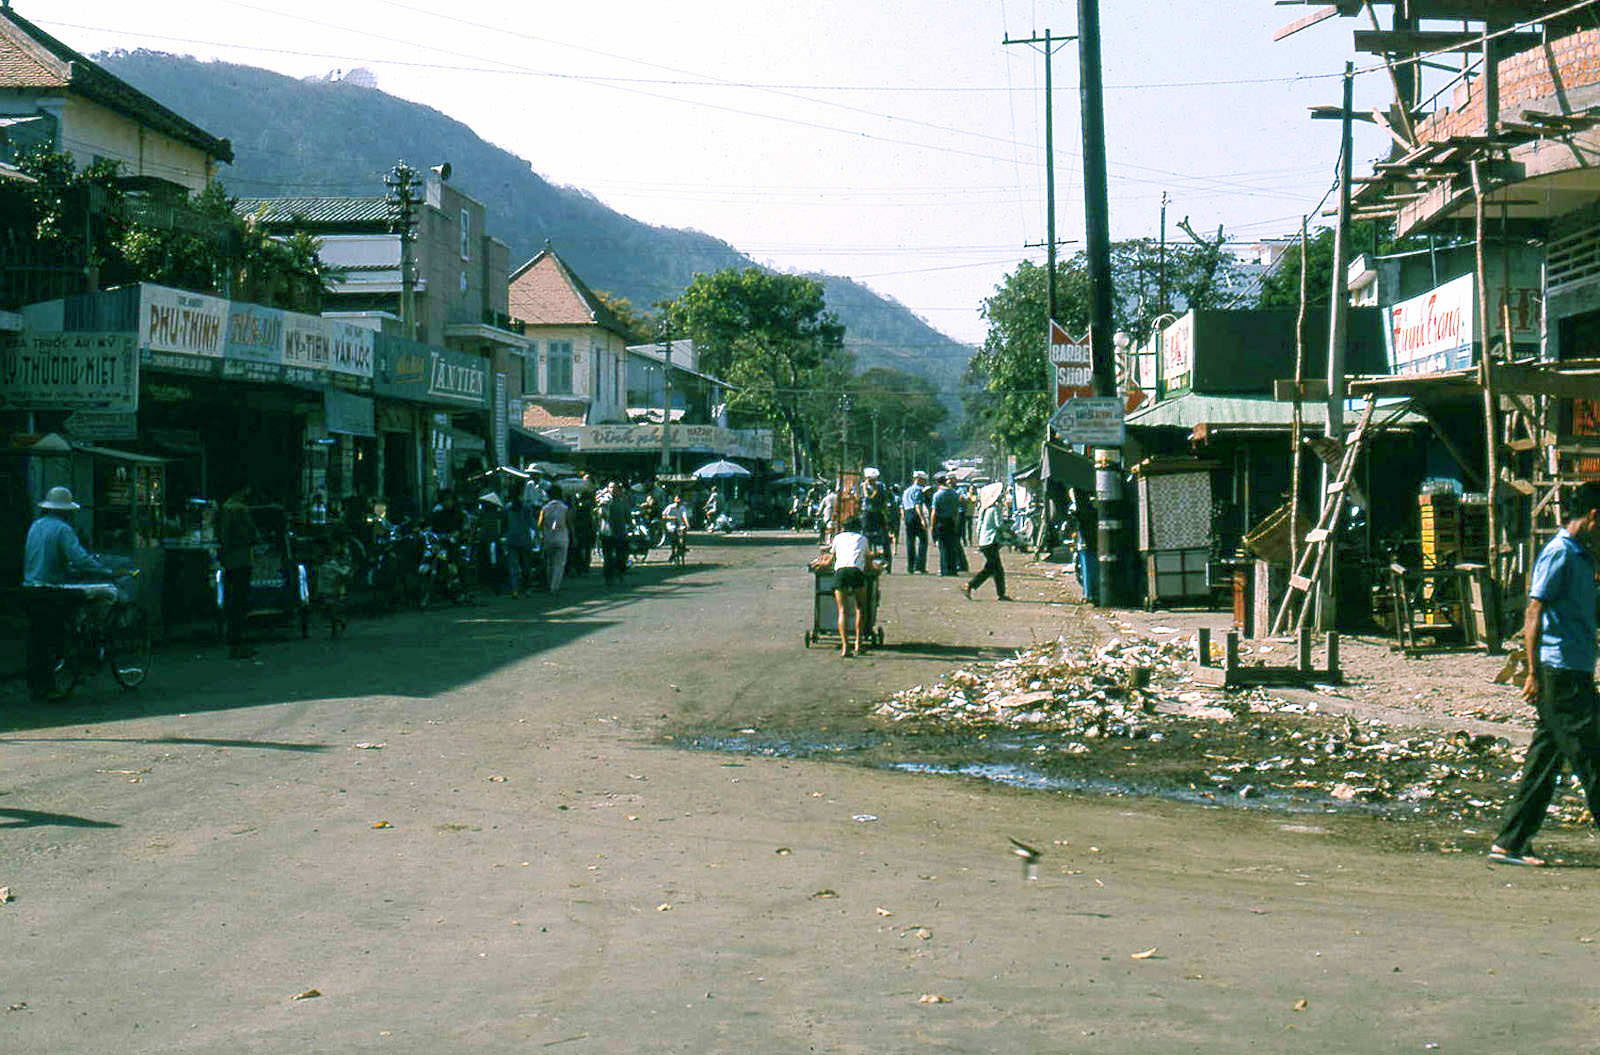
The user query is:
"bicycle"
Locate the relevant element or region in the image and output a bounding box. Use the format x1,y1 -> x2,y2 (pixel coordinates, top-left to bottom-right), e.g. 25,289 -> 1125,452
666,523 -> 689,567
51,568 -> 151,699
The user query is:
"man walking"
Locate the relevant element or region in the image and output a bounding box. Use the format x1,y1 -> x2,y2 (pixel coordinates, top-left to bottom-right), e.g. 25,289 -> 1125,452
962,482 -> 1010,601
930,474 -> 963,577
1492,481 -> 1600,867
900,470 -> 929,574
22,487 -> 109,700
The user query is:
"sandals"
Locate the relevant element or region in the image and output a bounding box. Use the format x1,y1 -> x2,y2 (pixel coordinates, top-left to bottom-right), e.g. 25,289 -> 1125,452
1488,845 -> 1547,867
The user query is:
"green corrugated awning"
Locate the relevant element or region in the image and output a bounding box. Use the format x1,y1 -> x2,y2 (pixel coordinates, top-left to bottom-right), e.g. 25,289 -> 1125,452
1124,392 -> 1422,431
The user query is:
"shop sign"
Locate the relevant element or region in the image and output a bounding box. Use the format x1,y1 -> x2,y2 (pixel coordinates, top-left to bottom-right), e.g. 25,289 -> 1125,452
376,335 -> 489,409
139,285 -> 227,377
572,424 -> 774,459
223,302 -> 285,383
1385,273 -> 1474,376
327,320 -> 375,391
282,313 -> 333,387
1049,396 -> 1125,447
1159,312 -> 1195,395
63,411 -> 137,441
324,388 -> 376,438
0,332 -> 138,412
1049,319 -> 1093,403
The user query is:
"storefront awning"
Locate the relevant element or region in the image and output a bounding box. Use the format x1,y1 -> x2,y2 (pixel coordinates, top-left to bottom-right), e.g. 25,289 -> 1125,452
1126,392 -> 1423,432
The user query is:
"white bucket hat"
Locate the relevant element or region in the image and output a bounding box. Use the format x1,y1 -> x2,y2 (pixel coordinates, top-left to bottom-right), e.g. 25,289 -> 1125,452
864,466 -> 881,479
39,486 -> 80,511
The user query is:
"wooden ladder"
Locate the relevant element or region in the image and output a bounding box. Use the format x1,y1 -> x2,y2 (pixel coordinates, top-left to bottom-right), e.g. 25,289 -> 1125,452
1270,396 -> 1378,636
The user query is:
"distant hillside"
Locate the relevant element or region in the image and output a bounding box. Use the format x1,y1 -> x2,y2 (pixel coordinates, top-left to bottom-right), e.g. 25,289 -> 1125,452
98,51 -> 973,397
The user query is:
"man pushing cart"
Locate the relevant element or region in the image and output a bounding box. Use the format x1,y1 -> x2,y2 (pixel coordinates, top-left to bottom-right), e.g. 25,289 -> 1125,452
804,514 -> 886,656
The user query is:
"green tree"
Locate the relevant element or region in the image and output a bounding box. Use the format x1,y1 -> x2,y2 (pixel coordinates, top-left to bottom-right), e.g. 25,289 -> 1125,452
966,236 -> 1257,454
593,288 -> 655,344
661,268 -> 849,465
1257,221 -> 1391,310
845,366 -> 948,474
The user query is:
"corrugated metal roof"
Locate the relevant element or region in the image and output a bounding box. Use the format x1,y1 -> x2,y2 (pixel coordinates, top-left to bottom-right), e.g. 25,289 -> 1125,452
1125,393 -> 1423,430
235,196 -> 391,226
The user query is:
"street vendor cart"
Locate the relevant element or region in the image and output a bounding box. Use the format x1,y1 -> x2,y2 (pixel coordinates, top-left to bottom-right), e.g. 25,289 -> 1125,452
803,566 -> 885,649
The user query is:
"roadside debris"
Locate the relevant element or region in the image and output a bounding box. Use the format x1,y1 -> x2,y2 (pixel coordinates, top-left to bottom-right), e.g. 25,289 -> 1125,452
0,886 -> 12,904
918,993 -> 951,1004
1131,947 -> 1159,960
290,988 -> 322,1001
873,632 -> 1525,819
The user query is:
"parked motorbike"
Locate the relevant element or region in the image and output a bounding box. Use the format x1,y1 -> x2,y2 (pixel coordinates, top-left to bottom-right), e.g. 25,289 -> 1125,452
417,528 -> 470,607
628,510 -> 659,561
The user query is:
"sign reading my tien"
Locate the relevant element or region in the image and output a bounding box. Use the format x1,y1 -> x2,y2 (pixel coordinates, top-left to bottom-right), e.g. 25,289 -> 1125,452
0,332 -> 138,412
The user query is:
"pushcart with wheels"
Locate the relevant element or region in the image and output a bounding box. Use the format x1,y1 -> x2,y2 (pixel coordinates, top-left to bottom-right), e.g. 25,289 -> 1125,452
802,566 -> 885,649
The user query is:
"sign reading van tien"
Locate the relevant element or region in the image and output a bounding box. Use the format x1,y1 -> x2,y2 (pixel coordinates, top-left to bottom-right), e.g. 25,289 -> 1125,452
0,332 -> 138,412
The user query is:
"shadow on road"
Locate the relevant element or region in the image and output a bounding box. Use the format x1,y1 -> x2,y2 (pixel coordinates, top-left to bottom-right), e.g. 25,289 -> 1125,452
873,641 -> 1018,662
0,735 -> 331,752
0,560 -> 703,735
0,807 -> 120,830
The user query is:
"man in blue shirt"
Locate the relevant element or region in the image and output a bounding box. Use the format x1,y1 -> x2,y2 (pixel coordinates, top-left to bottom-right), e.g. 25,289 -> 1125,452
930,474 -> 964,577
22,487 -> 109,701
900,470 -> 929,574
1493,481 -> 1600,866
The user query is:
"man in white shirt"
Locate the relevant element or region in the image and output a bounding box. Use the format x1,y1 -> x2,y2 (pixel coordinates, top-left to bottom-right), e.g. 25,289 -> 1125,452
828,515 -> 871,657
818,487 -> 840,542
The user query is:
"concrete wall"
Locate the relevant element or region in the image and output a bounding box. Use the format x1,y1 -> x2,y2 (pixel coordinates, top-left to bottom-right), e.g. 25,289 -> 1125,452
58,94 -> 213,192
522,323 -> 629,423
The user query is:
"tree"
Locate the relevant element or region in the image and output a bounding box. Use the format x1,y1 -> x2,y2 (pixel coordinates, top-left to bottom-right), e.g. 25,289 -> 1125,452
844,366 -> 949,475
660,268 -> 849,466
1257,220 -> 1391,310
592,288 -> 655,344
966,235 -> 1257,455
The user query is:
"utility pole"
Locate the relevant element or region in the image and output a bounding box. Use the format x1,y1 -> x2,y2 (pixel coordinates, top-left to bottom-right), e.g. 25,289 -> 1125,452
838,393 -> 853,481
870,409 -> 880,468
1077,0 -> 1120,609
1317,62 -> 1355,631
384,161 -> 421,340
1158,191 -> 1169,317
1003,28 -> 1076,325
657,324 -> 673,472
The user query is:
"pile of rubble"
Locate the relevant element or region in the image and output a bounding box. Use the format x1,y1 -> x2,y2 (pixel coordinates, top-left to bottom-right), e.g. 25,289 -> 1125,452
875,631 -> 1523,813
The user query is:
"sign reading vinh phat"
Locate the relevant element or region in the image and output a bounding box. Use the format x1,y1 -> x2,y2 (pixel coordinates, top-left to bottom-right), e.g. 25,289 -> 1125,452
0,332 -> 138,412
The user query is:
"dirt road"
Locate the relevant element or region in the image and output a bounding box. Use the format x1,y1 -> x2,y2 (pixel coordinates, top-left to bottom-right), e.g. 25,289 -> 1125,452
3,534 -> 1596,1053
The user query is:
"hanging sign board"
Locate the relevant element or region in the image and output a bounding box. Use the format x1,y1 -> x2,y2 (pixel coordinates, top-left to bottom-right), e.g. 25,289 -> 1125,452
223,302 -> 285,382
1384,273 -> 1474,375
139,285 -> 227,376
1159,312 -> 1195,396
1049,319 -> 1094,404
327,320 -> 375,391
1049,396 -> 1125,447
0,332 -> 138,411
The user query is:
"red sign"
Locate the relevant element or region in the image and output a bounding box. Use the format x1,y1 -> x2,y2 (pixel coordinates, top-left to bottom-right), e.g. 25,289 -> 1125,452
1049,319 -> 1093,405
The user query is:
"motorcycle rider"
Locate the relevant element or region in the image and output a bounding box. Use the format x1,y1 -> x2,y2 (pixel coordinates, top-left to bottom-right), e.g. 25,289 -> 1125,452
23,486 -> 112,699
663,493 -> 691,560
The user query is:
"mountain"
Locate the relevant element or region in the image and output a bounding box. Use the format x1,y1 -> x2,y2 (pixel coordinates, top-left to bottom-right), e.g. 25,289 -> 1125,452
97,51 -> 973,398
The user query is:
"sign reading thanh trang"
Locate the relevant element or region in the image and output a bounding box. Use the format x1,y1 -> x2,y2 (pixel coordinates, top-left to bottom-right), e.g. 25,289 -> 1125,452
1385,273 -> 1473,376
223,302 -> 285,382
0,332 -> 138,412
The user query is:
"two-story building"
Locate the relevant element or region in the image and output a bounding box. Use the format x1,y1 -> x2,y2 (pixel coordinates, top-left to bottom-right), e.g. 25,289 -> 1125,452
239,167 -> 527,472
508,244 -> 632,431
0,2 -> 231,192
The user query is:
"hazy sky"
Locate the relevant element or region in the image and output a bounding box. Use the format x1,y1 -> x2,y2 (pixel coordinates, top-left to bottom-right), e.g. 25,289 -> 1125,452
32,1 -> 1396,346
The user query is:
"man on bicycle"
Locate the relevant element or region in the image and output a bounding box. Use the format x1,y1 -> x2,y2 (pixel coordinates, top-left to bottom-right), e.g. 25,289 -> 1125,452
23,487 -> 110,701
663,494 -> 691,561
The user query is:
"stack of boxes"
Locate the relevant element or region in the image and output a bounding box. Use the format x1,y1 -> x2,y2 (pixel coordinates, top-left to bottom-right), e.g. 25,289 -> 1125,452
1417,490 -> 1462,626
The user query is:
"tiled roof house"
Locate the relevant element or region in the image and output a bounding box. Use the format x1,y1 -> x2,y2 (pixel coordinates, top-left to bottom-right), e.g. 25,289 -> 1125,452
509,245 -> 633,426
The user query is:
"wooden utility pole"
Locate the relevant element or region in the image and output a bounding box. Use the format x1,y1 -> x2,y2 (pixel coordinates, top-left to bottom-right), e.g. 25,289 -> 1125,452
1289,215 -> 1309,571
658,325 -> 673,472
1002,28 -> 1075,325
1472,160 -> 1503,590
1078,0 -> 1120,608
1317,63 -> 1354,631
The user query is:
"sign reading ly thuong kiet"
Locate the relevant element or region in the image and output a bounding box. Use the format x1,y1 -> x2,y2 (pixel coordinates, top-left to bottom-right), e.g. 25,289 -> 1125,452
0,332 -> 138,412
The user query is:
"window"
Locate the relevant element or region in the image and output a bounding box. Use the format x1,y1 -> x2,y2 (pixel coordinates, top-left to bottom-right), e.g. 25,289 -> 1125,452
459,208 -> 471,260
547,340 -> 573,395
522,351 -> 539,394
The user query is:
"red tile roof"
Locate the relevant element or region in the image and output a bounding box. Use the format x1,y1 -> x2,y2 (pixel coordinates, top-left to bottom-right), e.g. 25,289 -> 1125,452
508,245 -> 630,338
0,7 -> 232,162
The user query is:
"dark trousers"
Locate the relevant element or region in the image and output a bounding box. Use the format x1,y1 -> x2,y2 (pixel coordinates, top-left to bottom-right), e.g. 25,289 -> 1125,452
223,566 -> 252,647
602,538 -> 629,584
934,521 -> 961,576
24,587 -> 77,699
903,513 -> 927,573
967,543 -> 1007,598
1497,667 -> 1600,852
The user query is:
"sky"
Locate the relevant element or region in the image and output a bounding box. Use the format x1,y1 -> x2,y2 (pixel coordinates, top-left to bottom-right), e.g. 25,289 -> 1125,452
30,1 -> 1401,347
